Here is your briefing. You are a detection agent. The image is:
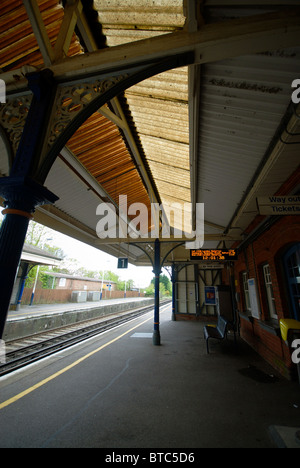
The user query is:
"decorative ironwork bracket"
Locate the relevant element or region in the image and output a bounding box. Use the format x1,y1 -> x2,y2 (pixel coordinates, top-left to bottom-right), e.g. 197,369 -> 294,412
0,52 -> 193,184
0,94 -> 33,158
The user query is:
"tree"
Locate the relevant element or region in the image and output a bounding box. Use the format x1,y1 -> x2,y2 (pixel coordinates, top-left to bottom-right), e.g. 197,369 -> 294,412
150,274 -> 172,296
103,270 -> 119,283
26,221 -> 52,248
160,274 -> 172,295
25,265 -> 52,289
145,284 -> 154,297
117,278 -> 135,291
25,221 -> 65,289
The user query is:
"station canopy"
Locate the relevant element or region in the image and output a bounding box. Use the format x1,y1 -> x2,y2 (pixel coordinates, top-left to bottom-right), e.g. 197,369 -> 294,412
0,0 -> 299,267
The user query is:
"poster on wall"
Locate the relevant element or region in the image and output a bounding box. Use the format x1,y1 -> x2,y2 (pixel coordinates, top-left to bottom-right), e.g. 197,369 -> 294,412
248,278 -> 261,319
204,286 -> 218,306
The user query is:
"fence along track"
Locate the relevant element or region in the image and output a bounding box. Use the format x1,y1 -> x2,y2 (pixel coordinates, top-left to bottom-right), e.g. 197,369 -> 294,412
0,302 -> 167,377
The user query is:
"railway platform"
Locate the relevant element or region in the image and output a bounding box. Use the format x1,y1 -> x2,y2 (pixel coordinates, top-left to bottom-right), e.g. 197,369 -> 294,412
0,303 -> 299,449
7,297 -> 153,320
4,297 -> 155,341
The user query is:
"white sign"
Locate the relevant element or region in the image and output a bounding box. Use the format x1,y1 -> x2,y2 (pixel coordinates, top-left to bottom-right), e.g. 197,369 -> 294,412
257,196 -> 300,215
248,278 -> 261,319
198,264 -> 224,270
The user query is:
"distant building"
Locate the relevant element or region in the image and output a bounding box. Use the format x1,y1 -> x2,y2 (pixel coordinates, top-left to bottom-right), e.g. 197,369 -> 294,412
45,272 -> 117,292
11,244 -> 62,310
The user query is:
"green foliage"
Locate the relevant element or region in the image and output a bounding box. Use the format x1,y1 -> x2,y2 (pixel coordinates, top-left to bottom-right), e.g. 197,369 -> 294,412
150,274 -> 172,296
145,284 -> 155,297
25,265 -> 53,289
21,221 -> 138,292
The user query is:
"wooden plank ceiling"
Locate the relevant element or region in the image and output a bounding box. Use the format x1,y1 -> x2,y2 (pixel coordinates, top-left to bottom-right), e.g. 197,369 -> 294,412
0,0 -> 153,232
66,111 -> 152,223
1,1 -> 300,264
0,0 -> 82,69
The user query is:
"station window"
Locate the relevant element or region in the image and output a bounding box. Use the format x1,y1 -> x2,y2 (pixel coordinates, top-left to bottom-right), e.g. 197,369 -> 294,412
262,264 -> 277,320
242,272 -> 251,312
59,277 -> 66,287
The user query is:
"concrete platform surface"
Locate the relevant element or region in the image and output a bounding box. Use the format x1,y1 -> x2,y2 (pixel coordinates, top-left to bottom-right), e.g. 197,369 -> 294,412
7,297 -> 153,320
4,297 -> 155,341
0,304 -> 299,448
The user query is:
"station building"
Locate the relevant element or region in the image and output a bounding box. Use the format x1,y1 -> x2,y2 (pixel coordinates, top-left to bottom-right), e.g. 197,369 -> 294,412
225,170 -> 300,380
0,1 -> 299,381
10,243 -> 62,310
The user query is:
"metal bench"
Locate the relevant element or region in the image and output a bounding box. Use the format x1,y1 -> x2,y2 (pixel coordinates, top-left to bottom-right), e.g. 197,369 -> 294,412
203,315 -> 229,354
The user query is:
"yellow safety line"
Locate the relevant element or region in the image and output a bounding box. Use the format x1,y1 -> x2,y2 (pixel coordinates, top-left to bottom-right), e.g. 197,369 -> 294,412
0,303 -> 170,411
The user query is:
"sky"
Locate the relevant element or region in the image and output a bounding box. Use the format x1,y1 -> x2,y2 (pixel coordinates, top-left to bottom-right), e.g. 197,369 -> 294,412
0,211 -> 154,289
50,228 -> 154,289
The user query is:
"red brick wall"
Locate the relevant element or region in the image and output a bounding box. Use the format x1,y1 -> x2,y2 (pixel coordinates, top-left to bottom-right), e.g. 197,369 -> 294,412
221,166 -> 300,379
22,288 -> 72,304
55,278 -> 116,291
21,288 -> 144,305
234,216 -> 300,319
230,215 -> 300,379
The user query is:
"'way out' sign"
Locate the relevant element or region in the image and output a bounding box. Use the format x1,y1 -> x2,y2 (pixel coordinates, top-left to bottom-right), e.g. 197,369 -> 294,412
257,196 -> 300,215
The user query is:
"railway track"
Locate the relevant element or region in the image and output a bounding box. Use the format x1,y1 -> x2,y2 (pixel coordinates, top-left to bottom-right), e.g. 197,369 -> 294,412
0,302 -> 166,377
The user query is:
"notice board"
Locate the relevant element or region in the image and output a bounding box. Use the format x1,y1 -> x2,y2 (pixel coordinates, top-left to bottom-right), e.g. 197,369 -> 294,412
204,286 -> 218,306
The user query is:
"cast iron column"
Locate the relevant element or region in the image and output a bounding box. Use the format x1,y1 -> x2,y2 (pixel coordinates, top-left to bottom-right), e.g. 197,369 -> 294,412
153,238 -> 161,345
16,263 -> 30,311
171,264 -> 177,321
0,184 -> 58,340
0,70 -> 58,338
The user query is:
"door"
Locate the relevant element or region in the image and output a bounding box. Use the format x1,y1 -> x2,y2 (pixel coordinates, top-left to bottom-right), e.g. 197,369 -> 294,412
175,265 -> 198,315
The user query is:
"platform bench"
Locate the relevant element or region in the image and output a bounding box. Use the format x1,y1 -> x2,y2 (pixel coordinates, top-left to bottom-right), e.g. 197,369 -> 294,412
203,315 -> 229,354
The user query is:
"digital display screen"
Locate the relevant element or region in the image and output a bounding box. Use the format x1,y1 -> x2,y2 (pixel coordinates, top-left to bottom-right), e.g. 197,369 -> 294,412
190,249 -> 238,261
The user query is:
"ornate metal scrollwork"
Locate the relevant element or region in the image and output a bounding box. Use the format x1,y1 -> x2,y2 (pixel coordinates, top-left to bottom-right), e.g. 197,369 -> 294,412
47,74 -> 128,148
0,95 -> 33,155
0,73 -> 129,159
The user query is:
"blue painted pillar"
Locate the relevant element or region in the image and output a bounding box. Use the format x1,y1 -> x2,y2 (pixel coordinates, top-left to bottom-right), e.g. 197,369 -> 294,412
153,238 -> 161,346
0,182 -> 58,339
0,70 -> 58,338
0,207 -> 32,335
16,263 -> 30,311
171,264 -> 177,321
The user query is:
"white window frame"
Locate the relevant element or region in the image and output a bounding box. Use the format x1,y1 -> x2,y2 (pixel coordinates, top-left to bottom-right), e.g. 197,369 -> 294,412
263,264 -> 277,320
242,271 -> 251,312
59,277 -> 66,287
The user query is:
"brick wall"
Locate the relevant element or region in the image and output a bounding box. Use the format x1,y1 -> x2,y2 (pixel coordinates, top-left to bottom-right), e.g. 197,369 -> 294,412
22,288 -> 72,304
55,277 -> 116,291
220,166 -> 300,379
21,288 -> 144,305
230,215 -> 300,379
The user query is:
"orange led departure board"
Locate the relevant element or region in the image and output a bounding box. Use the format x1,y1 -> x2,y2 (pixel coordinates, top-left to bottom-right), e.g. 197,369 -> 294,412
190,249 -> 238,261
